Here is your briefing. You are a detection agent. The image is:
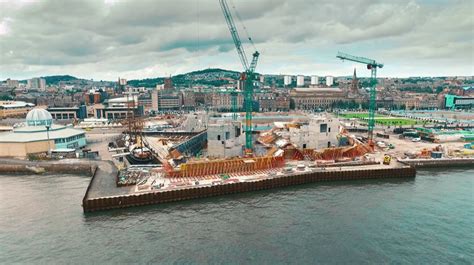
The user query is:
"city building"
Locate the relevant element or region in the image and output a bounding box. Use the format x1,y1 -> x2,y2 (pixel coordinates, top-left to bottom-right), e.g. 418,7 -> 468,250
296,75 -> 305,87
6,79 -> 20,88
311,75 -> 319,85
326,76 -> 334,87
182,90 -> 196,109
444,94 -> 474,109
275,94 -> 291,111
47,106 -> 87,120
117,78 -> 127,93
0,101 -> 35,118
289,115 -> 339,149
138,94 -> 153,113
0,108 -> 87,157
27,78 -> 46,90
151,89 -> 159,111
85,89 -> 105,104
158,93 -> 181,110
94,96 -> 143,120
164,78 -> 173,90
211,92 -> 244,111
290,87 -> 346,109
284,75 -> 292,86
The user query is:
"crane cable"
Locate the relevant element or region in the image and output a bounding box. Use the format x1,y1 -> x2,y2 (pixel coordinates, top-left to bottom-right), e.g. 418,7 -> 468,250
229,0 -> 257,52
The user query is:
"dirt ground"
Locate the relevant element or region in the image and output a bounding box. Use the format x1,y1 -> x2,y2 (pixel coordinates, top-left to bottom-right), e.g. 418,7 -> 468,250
371,129 -> 467,159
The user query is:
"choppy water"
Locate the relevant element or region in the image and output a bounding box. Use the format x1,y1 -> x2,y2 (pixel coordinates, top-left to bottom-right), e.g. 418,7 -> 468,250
0,169 -> 473,264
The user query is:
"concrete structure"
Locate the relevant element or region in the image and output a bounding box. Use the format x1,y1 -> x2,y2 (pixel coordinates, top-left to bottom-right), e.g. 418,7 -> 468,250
0,101 -> 35,118
290,87 -> 346,109
326,76 -> 334,87
0,109 -> 86,157
289,115 -> 339,149
311,75 -> 319,85
296,75 -> 305,87
207,120 -> 243,158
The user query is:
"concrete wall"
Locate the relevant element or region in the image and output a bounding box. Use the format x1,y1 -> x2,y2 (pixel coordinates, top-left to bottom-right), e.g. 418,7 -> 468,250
207,121 -> 243,158
0,140 -> 54,157
290,117 -> 339,149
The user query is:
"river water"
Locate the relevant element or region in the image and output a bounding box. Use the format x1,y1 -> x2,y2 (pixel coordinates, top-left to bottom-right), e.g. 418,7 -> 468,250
0,169 -> 472,264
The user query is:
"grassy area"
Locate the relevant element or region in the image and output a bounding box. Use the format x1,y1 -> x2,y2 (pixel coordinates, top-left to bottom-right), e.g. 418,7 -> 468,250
339,113 -> 424,126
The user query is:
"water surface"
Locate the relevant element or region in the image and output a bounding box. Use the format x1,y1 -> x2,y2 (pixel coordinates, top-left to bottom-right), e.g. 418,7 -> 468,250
0,169 -> 472,264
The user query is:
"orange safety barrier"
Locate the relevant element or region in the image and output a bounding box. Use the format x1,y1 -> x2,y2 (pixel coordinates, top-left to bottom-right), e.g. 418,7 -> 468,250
164,155 -> 285,178
284,143 -> 372,161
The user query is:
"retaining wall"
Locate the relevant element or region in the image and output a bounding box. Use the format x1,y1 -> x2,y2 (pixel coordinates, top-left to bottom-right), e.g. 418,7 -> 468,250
399,158 -> 474,168
0,162 -> 94,175
83,166 -> 416,212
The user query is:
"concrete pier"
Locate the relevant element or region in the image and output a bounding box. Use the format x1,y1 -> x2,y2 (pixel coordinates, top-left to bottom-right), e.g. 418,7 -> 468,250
82,164 -> 416,212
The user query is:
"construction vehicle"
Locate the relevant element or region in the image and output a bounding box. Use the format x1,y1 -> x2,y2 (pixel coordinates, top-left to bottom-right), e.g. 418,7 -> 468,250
337,52 -> 383,150
219,0 -> 260,155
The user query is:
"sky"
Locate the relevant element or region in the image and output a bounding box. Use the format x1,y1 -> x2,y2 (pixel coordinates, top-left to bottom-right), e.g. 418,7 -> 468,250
0,0 -> 473,81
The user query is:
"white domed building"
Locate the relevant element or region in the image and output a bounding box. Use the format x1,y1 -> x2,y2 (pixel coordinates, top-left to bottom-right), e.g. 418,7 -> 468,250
0,108 -> 87,157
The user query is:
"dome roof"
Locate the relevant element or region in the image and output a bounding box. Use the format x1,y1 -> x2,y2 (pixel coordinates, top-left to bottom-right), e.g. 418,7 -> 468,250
26,108 -> 53,127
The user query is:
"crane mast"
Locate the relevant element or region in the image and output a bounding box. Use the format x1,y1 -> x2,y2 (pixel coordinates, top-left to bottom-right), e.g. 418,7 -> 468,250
336,52 -> 383,149
219,0 -> 259,154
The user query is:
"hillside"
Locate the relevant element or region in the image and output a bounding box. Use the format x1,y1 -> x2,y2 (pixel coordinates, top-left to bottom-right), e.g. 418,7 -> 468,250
41,75 -> 78,85
128,68 -> 240,88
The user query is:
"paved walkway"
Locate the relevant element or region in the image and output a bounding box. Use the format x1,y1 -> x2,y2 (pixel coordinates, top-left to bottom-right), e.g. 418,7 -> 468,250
0,158 -> 131,199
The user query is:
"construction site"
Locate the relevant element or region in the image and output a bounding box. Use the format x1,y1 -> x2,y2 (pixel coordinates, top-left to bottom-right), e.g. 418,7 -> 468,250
81,0 -> 473,211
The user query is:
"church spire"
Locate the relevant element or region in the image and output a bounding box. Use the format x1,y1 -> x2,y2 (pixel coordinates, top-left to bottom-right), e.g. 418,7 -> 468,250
350,68 -> 359,93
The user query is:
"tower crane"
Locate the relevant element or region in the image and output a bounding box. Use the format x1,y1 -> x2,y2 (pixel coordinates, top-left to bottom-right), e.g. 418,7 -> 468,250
336,51 -> 383,149
219,0 -> 259,155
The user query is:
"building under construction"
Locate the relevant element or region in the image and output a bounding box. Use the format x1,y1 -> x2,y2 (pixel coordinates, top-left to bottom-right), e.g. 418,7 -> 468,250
128,112 -> 375,179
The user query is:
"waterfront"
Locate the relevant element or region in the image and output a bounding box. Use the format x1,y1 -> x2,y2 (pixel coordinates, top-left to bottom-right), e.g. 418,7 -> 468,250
0,169 -> 473,264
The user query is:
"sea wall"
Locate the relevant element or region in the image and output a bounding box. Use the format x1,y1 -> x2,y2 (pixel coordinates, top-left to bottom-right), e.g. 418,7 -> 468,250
0,161 -> 95,175
399,158 -> 474,168
83,166 -> 416,212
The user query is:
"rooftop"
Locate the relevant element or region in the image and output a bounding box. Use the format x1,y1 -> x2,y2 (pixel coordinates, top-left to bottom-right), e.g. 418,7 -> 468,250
0,125 -> 84,143
0,101 -> 35,109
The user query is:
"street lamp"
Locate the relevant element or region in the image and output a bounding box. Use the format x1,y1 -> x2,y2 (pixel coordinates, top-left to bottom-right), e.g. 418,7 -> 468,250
45,124 -> 51,157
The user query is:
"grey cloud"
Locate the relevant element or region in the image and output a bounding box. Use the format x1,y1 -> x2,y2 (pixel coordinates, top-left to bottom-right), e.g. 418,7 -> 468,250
0,0 -> 473,80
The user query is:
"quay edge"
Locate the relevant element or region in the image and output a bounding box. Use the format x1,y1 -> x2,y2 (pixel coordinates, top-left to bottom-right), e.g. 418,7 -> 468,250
82,165 -> 416,212
399,158 -> 474,168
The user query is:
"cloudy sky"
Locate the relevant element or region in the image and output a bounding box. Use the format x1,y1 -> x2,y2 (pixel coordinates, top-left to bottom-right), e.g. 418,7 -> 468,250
0,0 -> 473,80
